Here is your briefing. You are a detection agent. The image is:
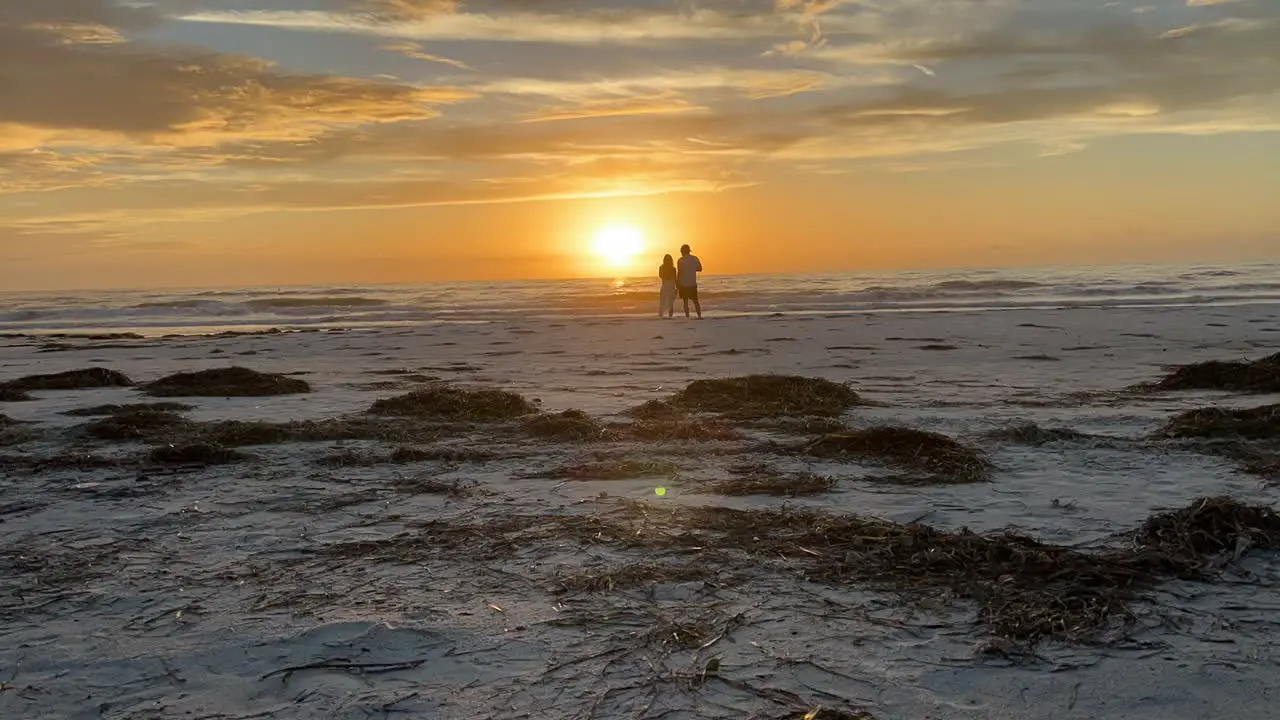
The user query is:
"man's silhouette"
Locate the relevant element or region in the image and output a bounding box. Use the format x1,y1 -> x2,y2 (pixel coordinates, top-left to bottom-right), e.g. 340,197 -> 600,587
676,244 -> 703,319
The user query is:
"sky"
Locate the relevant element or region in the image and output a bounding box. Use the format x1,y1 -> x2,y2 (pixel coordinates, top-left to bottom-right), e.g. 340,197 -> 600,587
1,0 -> 1278,290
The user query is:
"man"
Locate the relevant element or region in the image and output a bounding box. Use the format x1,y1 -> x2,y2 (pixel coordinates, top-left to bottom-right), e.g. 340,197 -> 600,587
675,244 -> 703,319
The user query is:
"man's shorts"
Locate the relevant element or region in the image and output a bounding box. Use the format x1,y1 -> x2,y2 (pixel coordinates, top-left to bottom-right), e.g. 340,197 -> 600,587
678,286 -> 699,301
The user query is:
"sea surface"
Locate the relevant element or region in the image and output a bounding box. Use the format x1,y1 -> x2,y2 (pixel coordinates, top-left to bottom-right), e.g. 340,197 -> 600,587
3,261 -> 1278,336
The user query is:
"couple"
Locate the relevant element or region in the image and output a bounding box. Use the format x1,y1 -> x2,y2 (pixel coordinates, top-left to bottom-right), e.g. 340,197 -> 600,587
658,244 -> 703,319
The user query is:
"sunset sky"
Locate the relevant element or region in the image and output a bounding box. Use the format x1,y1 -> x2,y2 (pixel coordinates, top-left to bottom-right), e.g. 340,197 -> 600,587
1,0 -> 1278,290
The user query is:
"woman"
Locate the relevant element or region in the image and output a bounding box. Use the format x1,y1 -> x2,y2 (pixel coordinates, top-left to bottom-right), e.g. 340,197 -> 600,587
658,254 -> 677,318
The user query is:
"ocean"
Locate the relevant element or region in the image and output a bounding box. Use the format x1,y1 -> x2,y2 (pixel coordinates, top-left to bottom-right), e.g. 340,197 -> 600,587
3,261 -> 1278,336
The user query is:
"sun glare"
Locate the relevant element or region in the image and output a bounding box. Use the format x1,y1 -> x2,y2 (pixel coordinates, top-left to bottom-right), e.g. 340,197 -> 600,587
592,224 -> 645,269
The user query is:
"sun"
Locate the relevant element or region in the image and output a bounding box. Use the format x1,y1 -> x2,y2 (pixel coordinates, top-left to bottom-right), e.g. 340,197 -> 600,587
592,224 -> 645,269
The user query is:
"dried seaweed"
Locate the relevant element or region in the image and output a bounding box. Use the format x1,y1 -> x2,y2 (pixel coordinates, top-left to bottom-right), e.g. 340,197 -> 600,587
64,402 -> 193,417
0,387 -> 31,402
1144,351 -> 1280,393
1,367 -> 133,392
707,463 -> 837,497
302,495 -> 1280,643
147,443 -> 248,466
803,427 -> 991,483
84,409 -> 188,441
525,410 -> 616,442
671,375 -> 862,419
368,386 -> 535,420
551,559 -> 730,593
144,367 -> 311,397
1161,404 -> 1280,440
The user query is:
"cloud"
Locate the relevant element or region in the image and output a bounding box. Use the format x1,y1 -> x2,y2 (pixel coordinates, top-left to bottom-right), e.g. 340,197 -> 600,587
382,41 -> 472,69
521,96 -> 705,123
0,1 -> 472,150
4,0 -> 1279,243
360,0 -> 462,20
177,7 -> 805,45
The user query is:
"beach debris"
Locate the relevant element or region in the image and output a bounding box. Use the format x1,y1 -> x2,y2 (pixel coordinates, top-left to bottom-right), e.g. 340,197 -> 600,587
1143,351 -> 1280,393
0,425 -> 39,447
802,426 -> 991,483
63,402 -> 194,417
84,408 -> 188,441
367,385 -> 535,420
261,659 -> 426,682
147,443 -> 248,466
669,374 -> 862,419
307,495 -> 1280,644
0,367 -> 133,392
1160,404 -> 1280,440
0,387 -> 31,402
144,366 -> 312,397
624,399 -> 684,420
1131,496 -> 1280,561
706,462 -> 837,497
524,409 -> 615,442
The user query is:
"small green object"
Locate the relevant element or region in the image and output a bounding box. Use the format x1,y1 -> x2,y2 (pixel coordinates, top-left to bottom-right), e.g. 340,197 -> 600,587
655,487 -> 667,496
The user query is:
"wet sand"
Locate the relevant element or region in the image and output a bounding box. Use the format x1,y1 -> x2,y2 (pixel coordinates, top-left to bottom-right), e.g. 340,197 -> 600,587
3,303 -> 1280,719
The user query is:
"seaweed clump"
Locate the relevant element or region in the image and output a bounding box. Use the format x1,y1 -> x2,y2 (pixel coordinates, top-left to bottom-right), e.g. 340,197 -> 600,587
1131,496 -> 1280,563
85,409 -> 188,441
64,402 -> 193,417
368,386 -> 535,421
0,387 -> 31,402
707,463 -> 837,497
1146,351 -> 1280,393
804,426 -> 991,483
1160,404 -> 1280,440
671,375 -> 861,419
1,367 -> 133,392
144,367 -> 311,397
524,410 -> 614,442
308,495 -> 1280,643
147,443 -> 247,466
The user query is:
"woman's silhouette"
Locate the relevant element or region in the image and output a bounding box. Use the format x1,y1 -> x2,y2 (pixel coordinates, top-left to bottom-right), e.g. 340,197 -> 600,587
658,254 -> 677,318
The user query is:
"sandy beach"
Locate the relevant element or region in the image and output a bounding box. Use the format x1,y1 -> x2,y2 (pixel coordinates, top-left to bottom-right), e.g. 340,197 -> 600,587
3,273 -> 1280,719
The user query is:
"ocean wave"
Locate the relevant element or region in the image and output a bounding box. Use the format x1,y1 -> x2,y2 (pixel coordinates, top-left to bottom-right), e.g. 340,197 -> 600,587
243,297 -> 390,309
933,279 -> 1043,291
133,299 -> 215,309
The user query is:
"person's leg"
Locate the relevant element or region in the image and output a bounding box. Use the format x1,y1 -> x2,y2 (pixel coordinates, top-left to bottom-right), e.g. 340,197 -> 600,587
693,298 -> 702,319
682,296 -> 690,317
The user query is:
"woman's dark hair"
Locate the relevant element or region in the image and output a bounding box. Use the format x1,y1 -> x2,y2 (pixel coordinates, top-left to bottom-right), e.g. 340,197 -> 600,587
662,254 -> 674,266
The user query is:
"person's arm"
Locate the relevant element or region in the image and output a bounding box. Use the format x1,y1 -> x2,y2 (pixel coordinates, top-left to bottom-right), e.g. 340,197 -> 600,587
696,258 -> 704,273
